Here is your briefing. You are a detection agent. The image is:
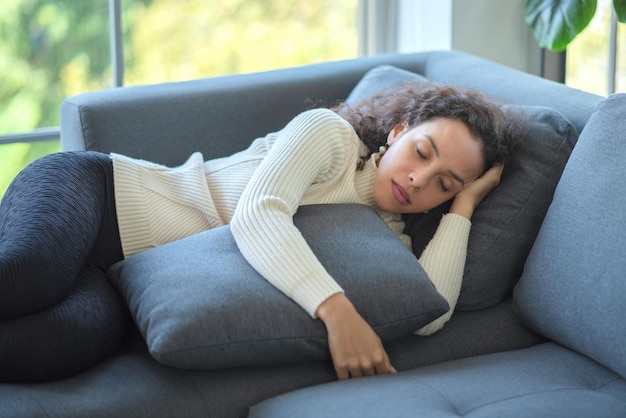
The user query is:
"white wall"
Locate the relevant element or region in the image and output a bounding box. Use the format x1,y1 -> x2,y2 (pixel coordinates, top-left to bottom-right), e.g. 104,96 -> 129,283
397,0 -> 452,53
393,0 -> 543,76
451,0 -> 542,75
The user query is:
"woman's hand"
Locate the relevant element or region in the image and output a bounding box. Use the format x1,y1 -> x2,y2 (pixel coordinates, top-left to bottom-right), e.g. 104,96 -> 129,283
316,293 -> 397,380
450,164 -> 504,220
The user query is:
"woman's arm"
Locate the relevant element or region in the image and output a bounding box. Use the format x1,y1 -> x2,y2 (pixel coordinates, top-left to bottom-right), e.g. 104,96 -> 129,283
316,294 -> 397,380
231,109 -> 353,316
231,108 -> 396,380
416,165 -> 504,335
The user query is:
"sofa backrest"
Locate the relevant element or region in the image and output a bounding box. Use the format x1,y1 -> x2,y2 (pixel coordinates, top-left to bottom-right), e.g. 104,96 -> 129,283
60,50 -> 602,166
514,94 -> 626,379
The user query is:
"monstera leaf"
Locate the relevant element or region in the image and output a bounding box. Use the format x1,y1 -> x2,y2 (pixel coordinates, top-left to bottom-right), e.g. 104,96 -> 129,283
526,0 -> 626,51
615,0 -> 626,20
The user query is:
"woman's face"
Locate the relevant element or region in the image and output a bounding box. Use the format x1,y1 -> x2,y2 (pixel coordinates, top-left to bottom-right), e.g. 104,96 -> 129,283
374,117 -> 485,214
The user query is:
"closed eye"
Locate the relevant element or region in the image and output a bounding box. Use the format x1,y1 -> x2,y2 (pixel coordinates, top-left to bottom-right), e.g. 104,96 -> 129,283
416,147 -> 427,160
438,178 -> 450,193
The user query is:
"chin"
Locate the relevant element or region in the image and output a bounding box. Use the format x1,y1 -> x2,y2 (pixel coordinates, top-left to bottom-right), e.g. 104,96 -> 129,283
382,205 -> 415,215
375,200 -> 398,214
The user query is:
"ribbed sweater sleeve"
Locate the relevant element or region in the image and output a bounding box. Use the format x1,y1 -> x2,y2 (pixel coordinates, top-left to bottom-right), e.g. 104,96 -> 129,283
415,213 -> 471,335
230,109 -> 356,318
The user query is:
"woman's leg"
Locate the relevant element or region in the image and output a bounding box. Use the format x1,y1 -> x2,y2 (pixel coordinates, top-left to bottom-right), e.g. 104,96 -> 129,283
0,263 -> 127,382
0,151 -> 123,318
0,151 -> 127,382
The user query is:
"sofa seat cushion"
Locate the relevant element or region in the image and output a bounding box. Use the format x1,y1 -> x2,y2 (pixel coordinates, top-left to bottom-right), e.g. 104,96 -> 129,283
108,204 -> 448,370
249,342 -> 626,418
514,94 -> 626,379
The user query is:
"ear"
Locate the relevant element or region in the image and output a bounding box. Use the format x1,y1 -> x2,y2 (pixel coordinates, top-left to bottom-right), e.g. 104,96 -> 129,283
387,121 -> 409,145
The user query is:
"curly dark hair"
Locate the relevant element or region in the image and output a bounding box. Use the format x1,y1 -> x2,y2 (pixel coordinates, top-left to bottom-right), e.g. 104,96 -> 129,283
332,82 -> 518,172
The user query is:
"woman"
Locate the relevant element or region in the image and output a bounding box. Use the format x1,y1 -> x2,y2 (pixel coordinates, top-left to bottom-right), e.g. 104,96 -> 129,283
0,82 -> 514,382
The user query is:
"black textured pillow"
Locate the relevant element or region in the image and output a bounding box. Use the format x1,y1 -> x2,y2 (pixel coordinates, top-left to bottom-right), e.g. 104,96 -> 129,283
108,204 -> 448,370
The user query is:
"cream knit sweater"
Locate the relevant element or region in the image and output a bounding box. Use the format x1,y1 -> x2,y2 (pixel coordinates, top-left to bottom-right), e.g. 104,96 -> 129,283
112,109 -> 470,335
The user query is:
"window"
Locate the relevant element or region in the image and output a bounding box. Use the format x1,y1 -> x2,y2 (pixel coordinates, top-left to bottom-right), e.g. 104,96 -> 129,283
0,1 -> 111,196
0,0 -> 358,197
566,0 -> 624,96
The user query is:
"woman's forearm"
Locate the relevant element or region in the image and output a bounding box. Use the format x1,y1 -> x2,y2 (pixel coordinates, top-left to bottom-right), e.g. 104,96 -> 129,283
415,213 -> 471,335
415,165 -> 504,335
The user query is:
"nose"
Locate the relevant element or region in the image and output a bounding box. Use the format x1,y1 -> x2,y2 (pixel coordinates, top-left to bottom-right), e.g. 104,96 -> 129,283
409,171 -> 428,192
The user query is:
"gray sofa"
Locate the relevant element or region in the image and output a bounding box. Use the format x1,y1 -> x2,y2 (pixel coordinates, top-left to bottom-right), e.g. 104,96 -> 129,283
2,50 -> 624,417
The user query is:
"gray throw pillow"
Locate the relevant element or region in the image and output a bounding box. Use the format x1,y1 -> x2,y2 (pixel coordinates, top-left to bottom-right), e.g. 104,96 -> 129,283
514,94 -> 626,379
408,104 -> 578,310
346,64 -> 429,103
349,65 -> 578,310
108,204 -> 448,370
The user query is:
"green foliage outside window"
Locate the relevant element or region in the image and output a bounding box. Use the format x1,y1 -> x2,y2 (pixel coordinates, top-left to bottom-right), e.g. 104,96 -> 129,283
0,0 -> 357,197
565,0 -> 626,95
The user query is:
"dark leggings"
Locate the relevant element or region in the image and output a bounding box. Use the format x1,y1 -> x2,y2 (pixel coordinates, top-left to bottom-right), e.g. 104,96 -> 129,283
0,151 -> 127,382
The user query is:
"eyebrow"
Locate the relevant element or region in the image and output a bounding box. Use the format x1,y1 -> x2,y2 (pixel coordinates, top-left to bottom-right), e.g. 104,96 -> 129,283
425,134 -> 465,188
425,135 -> 440,157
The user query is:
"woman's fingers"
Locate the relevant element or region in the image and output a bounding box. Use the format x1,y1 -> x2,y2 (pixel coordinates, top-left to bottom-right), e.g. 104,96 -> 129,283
450,163 -> 505,219
336,352 -> 397,380
317,293 -> 398,381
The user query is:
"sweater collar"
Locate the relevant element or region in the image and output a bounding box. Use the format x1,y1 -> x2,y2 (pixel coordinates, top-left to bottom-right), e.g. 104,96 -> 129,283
354,149 -> 378,208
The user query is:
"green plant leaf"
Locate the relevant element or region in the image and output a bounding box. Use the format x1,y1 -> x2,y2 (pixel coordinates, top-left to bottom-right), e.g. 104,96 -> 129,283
525,0 -> 597,51
614,0 -> 626,22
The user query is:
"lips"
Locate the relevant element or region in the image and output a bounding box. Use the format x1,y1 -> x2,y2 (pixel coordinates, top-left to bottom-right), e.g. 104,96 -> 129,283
391,181 -> 410,205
